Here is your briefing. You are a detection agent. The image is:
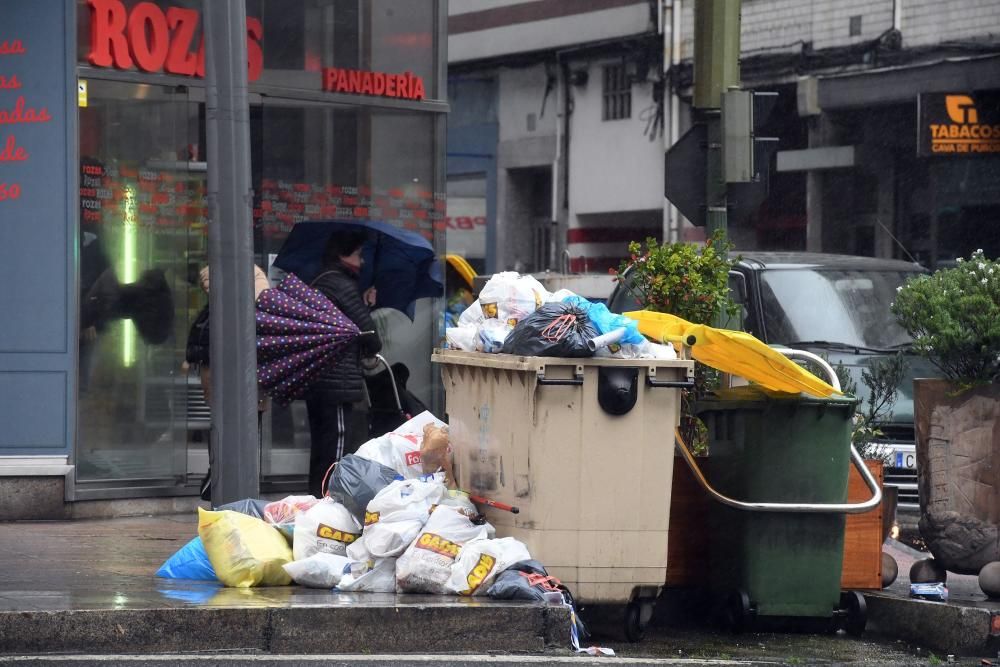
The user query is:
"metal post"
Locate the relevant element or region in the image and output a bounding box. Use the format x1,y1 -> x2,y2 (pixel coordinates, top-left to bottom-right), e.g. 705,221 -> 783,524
693,0 -> 741,241
204,0 -> 259,504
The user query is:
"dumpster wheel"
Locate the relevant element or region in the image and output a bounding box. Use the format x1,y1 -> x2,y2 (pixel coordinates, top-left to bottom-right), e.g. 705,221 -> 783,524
624,599 -> 654,642
839,591 -> 867,636
722,590 -> 753,633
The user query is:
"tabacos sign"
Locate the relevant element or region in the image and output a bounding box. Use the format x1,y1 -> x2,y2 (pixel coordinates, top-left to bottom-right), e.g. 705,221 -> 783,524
86,0 -> 263,82
919,93 -> 1000,156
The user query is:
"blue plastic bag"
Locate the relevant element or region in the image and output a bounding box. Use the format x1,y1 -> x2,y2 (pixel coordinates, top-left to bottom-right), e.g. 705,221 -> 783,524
156,536 -> 217,581
561,295 -> 644,345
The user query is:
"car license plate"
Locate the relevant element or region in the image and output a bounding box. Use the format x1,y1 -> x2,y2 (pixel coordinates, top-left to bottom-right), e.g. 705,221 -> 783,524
895,451 -> 916,468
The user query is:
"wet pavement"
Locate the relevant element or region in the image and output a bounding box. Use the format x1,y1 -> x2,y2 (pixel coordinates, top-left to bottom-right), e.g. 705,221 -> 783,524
0,513 -> 997,663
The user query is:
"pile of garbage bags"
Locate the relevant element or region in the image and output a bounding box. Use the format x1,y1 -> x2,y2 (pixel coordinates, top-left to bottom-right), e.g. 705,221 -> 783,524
445,271 -> 676,359
157,412 -> 579,611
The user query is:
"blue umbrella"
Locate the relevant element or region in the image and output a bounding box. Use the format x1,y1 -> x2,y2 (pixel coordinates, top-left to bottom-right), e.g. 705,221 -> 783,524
272,220 -> 443,320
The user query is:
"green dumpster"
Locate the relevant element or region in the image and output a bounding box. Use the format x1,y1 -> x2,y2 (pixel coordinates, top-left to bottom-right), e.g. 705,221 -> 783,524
679,384 -> 880,635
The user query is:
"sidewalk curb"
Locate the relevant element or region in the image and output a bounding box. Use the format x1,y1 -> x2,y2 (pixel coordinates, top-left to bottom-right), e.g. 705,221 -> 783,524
0,603 -> 572,656
864,592 -> 1000,655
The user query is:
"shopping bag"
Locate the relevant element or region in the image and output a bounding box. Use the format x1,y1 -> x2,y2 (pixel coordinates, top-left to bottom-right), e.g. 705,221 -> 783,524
395,506 -> 489,594
446,537 -> 531,596
360,476 -> 446,558
292,497 -> 363,560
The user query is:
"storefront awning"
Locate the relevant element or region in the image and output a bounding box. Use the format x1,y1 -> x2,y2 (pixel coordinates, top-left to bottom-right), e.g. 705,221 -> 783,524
817,54 -> 1000,111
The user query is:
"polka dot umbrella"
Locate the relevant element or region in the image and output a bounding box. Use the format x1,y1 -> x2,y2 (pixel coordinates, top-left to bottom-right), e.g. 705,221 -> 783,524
256,273 -> 362,405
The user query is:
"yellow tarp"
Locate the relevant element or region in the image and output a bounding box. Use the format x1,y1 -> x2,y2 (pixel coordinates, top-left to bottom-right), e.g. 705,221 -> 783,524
625,310 -> 841,398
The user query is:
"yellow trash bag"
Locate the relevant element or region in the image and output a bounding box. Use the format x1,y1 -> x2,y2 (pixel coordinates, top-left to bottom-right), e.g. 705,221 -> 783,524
198,507 -> 293,587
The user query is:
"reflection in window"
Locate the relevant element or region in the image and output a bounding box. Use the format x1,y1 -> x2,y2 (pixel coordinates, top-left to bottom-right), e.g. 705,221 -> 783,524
759,269 -> 918,349
77,80 -> 203,486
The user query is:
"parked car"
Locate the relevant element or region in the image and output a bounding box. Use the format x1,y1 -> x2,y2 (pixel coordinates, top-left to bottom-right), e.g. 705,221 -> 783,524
606,252 -> 942,517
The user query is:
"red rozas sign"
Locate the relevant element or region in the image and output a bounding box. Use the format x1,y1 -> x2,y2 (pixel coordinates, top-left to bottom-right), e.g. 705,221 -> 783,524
86,0 -> 263,81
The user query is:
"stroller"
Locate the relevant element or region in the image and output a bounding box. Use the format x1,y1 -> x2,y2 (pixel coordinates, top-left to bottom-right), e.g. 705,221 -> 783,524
363,354 -> 428,436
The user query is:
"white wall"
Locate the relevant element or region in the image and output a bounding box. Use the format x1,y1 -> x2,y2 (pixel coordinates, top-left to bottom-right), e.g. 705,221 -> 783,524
568,60 -> 665,217
498,65 -> 558,144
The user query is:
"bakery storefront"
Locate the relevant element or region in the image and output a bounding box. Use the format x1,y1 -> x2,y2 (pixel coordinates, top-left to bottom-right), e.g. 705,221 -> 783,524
0,0 -> 447,513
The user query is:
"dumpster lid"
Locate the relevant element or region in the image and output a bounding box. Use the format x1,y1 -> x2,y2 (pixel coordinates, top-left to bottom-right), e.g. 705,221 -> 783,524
625,311 -> 841,398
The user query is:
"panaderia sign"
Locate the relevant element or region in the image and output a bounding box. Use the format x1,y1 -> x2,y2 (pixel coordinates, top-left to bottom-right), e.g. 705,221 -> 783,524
919,93 -> 1000,156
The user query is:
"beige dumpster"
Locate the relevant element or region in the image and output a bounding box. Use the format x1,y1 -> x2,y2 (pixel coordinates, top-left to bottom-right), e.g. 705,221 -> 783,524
432,349 -> 694,640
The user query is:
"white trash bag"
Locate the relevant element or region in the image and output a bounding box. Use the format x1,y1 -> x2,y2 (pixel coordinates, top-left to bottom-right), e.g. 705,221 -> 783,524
355,411 -> 447,478
478,272 -> 548,328
338,557 -> 397,593
282,552 -> 351,589
292,497 -> 363,560
446,537 -> 532,596
395,506 -> 489,594
362,476 -> 446,558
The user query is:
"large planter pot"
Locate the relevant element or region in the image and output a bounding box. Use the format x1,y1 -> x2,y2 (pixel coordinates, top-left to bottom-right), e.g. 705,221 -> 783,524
914,379 -> 1000,575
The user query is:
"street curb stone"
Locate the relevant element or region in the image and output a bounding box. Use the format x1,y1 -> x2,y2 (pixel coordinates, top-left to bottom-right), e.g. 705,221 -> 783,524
864,592 -> 1000,655
0,603 -> 571,655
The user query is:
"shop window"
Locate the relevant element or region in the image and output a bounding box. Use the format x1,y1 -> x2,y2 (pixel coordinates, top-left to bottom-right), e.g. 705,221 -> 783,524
602,64 -> 631,121
76,79 -> 205,487
248,0 -> 438,97
256,101 -> 441,470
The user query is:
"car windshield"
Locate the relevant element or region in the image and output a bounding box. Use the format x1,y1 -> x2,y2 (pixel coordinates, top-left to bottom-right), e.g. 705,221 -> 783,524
759,268 -> 918,350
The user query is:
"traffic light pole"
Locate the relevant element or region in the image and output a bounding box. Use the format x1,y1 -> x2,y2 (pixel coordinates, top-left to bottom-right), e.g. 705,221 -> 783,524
693,0 -> 741,240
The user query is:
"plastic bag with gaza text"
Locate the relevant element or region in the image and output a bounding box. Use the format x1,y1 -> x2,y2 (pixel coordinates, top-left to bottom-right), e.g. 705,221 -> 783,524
395,506 -> 490,594
360,475 -> 446,558
292,497 -> 363,560
446,537 -> 532,596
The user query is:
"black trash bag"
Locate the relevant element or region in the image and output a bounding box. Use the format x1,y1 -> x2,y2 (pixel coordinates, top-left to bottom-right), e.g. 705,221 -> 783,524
327,454 -> 401,522
216,498 -> 269,519
487,559 -> 590,641
501,302 -> 599,358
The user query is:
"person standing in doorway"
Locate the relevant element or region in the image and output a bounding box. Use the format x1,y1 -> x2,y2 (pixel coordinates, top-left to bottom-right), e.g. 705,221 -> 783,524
306,231 -> 381,497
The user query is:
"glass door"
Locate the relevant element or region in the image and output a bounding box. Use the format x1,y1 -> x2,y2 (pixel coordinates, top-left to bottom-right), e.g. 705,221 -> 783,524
75,79 -> 205,496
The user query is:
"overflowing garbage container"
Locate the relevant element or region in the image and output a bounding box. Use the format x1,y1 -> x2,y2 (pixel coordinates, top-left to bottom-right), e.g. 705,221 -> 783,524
432,349 -> 694,641
677,384 -> 880,635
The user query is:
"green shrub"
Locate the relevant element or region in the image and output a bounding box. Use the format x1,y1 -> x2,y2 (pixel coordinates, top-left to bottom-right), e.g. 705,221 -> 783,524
614,229 -> 737,325
891,249 -> 1000,387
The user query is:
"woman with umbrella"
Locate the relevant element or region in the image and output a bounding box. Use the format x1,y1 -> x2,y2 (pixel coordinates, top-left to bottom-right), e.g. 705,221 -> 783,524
304,230 -> 382,497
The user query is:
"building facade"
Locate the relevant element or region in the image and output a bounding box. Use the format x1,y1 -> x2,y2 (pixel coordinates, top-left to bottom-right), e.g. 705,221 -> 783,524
1,0 -> 447,517
448,0 -> 1000,272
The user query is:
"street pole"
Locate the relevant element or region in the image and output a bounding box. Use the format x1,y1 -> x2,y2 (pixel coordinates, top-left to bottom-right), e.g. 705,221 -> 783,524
693,0 -> 741,241
204,0 -> 259,504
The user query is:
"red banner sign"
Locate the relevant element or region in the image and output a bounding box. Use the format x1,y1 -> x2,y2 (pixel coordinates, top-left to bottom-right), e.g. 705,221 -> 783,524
86,0 -> 262,82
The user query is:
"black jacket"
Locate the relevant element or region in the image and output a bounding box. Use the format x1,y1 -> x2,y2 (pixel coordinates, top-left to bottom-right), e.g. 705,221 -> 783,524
311,265 -> 382,403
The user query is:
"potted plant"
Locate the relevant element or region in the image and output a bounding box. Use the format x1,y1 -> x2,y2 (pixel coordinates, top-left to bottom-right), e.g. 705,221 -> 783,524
891,249 -> 1000,597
